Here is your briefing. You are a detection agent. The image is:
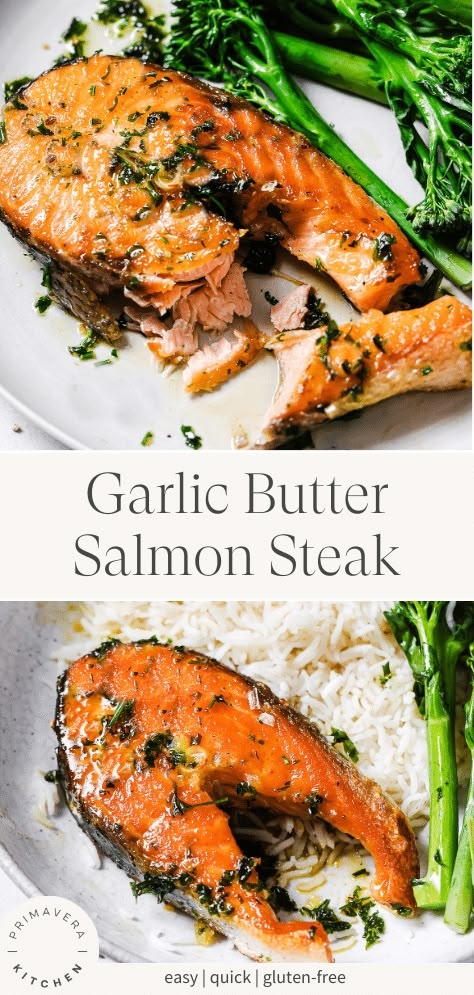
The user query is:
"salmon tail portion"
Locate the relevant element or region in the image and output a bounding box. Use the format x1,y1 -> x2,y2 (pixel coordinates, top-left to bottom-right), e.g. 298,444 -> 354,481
55,640 -> 420,961
257,290 -> 472,447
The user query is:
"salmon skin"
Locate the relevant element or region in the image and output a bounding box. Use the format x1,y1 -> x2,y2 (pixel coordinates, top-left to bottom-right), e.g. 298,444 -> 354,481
55,640 -> 419,962
0,53 -> 421,354
258,292 -> 472,447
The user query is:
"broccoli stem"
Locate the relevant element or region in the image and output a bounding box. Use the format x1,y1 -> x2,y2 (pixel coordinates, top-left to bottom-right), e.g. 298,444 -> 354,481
430,0 -> 472,27
235,22 -> 471,288
274,32 -> 388,105
444,775 -> 474,932
413,674 -> 459,910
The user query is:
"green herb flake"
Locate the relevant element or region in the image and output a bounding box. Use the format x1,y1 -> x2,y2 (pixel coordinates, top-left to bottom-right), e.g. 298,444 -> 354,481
379,662 -> 392,686
107,698 -> 135,731
422,366 -> 433,375
62,17 -> 87,41
460,339 -> 472,351
235,782 -> 257,797
372,233 -> 396,262
4,77 -> 32,104
35,295 -> 52,314
302,899 -> 351,934
264,290 -> 279,306
68,329 -> 98,361
208,694 -> 228,709
373,333 -> 386,353
181,424 -> 202,450
306,792 -> 324,816
331,727 -> 359,763
141,430 -> 154,447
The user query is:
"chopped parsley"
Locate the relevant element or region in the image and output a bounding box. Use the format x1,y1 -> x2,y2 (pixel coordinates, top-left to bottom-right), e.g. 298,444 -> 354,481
267,886 -> 297,913
235,782 -> 257,797
391,904 -> 412,916
306,792 -> 324,816
170,784 -> 228,817
340,886 -> 385,949
131,870 -> 194,901
460,339 -> 472,351
95,1 -> 165,63
302,899 -> 351,934
372,233 -> 396,262
421,365 -> 432,375
181,424 -> 202,450
331,727 -> 359,763
143,731 -> 173,767
264,290 -> 279,306
373,333 -> 386,353
141,430 -> 154,447
90,638 -> 122,659
35,295 -> 52,314
68,329 -> 98,361
379,661 -> 392,687
4,77 -> 32,103
62,17 -> 87,41
107,698 -> 135,731
208,694 -> 228,709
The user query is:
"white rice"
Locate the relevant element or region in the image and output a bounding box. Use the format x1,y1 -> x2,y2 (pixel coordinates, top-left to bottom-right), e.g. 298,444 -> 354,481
50,601 -> 469,886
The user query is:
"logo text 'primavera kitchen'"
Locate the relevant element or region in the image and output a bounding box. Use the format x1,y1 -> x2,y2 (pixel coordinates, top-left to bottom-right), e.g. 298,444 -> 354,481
0,896 -> 99,989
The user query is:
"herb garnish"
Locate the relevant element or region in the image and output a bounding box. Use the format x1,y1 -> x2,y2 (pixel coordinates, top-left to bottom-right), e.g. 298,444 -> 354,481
331,727 -> 359,763
181,425 -> 202,450
302,899 -> 351,934
107,698 -> 135,731
35,295 -> 52,314
306,792 -> 324,815
340,886 -> 385,948
141,430 -> 154,447
143,731 -> 173,767
379,661 -> 392,686
372,233 -> 396,263
95,1 -> 165,63
267,886 -> 297,913
264,290 -> 279,306
235,782 -> 256,797
131,869 -> 194,901
4,78 -> 32,103
69,329 -> 98,361
170,784 -> 228,816
90,638 -> 122,660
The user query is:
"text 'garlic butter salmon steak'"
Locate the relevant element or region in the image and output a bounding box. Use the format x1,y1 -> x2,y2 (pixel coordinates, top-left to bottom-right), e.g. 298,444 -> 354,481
55,640 -> 419,962
0,55 -> 421,368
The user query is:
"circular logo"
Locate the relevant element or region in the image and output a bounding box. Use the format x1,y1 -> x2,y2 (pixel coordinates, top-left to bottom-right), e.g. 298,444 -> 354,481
0,895 -> 99,991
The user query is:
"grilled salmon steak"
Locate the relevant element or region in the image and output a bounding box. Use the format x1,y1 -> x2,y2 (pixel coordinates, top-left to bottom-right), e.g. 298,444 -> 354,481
55,640 -> 419,961
258,292 -> 472,447
0,54 -> 421,365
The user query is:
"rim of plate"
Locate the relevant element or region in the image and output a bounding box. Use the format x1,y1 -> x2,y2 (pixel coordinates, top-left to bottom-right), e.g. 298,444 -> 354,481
0,382 -> 85,450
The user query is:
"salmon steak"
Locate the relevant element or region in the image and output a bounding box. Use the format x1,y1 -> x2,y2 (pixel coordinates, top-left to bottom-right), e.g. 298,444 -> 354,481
55,639 -> 419,962
0,54 -> 422,382
258,292 -> 472,447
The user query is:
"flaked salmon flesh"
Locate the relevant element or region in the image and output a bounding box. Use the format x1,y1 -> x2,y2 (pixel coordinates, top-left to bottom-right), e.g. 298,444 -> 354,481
259,293 -> 472,447
55,640 -> 420,962
0,55 -> 422,368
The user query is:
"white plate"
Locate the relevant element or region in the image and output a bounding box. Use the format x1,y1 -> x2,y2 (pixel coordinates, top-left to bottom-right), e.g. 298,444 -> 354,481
0,0 -> 471,450
0,602 -> 473,964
